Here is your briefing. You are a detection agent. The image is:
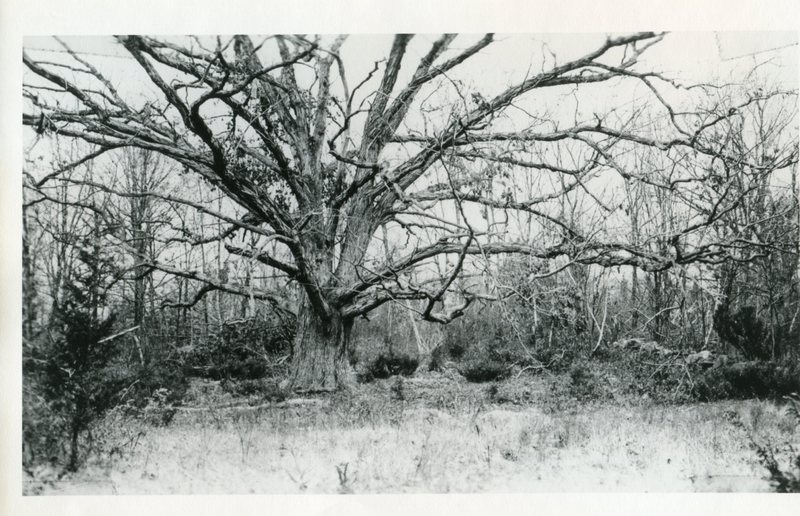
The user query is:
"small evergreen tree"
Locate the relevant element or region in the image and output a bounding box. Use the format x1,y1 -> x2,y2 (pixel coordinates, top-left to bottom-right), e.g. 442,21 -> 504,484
36,239 -> 122,471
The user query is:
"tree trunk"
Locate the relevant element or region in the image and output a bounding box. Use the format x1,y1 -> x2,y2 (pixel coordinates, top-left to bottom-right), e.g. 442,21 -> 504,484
67,425 -> 80,472
22,207 -> 36,342
286,300 -> 355,392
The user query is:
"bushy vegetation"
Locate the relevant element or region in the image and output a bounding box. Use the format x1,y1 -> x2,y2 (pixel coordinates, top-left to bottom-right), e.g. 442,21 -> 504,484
359,351 -> 420,382
189,313 -> 294,380
714,304 -> 772,361
23,247 -> 124,471
693,361 -> 800,401
567,362 -> 607,400
427,314 -> 538,382
725,400 -> 800,493
123,361 -> 190,408
459,357 -> 511,383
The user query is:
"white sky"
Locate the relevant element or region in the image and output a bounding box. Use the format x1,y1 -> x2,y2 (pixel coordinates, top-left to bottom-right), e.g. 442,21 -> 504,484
23,32 -> 799,94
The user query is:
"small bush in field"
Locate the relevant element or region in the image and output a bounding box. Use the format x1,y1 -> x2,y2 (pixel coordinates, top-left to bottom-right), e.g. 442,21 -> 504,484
693,361 -> 800,401
445,340 -> 467,360
428,340 -> 468,372
568,362 -> 604,399
459,357 -> 509,382
124,361 -> 189,408
359,352 -> 419,382
390,376 -> 405,401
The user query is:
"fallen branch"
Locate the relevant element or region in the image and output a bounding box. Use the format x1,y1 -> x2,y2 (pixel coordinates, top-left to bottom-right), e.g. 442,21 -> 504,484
98,325 -> 140,343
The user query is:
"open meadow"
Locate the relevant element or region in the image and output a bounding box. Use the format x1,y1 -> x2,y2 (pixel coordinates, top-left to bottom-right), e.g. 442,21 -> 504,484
25,374 -> 800,494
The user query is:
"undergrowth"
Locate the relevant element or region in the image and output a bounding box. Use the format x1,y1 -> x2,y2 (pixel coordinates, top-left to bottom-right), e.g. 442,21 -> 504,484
724,394 -> 800,493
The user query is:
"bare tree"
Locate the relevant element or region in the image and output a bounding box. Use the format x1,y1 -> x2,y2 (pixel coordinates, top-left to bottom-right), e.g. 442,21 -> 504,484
22,33 -> 798,391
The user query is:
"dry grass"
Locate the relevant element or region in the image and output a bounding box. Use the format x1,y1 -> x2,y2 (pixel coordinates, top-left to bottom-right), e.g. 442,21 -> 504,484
24,374 -> 800,494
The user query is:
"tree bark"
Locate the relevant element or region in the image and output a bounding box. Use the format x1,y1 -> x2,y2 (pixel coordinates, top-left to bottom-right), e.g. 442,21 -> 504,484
22,206 -> 36,342
286,300 -> 355,392
67,425 -> 80,472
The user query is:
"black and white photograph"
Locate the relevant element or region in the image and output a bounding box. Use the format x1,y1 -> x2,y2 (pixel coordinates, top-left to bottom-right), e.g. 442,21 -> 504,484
2,0 -> 800,513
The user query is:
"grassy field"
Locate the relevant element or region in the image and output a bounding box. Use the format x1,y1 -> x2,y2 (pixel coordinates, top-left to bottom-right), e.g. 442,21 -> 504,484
24,373 -> 800,494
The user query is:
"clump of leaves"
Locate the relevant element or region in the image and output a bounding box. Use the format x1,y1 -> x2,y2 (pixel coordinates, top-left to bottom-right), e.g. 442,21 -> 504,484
195,313 -> 294,381
123,360 -> 189,408
693,361 -> 800,401
359,351 -> 419,382
459,356 -> 509,383
713,304 -> 771,361
568,361 -> 605,400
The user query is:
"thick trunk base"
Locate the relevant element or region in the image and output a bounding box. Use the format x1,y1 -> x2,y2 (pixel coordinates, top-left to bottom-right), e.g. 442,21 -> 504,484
286,306 -> 354,393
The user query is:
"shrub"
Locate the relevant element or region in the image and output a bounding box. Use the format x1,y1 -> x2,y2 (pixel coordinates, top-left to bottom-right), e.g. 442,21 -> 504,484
123,360 -> 189,408
568,361 -> 605,400
594,349 -> 694,402
713,305 -> 771,361
193,312 -> 294,380
220,314 -> 295,355
390,376 -> 405,401
693,361 -> 800,401
26,247 -> 124,472
359,351 -> 419,382
459,356 -> 509,382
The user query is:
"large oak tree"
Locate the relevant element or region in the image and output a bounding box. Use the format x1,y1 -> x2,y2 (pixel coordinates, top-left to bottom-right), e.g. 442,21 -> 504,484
23,33 -> 798,391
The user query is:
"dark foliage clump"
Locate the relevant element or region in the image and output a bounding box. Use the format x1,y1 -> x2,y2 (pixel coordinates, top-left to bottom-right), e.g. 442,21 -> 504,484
432,317 -> 537,381
714,304 -> 771,361
24,247 -> 124,472
568,361 -> 606,400
428,340 -> 464,372
123,360 -> 189,407
693,361 -> 800,401
390,376 -> 406,401
193,313 -> 294,380
220,314 -> 295,355
459,355 -> 510,383
359,351 -> 419,382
